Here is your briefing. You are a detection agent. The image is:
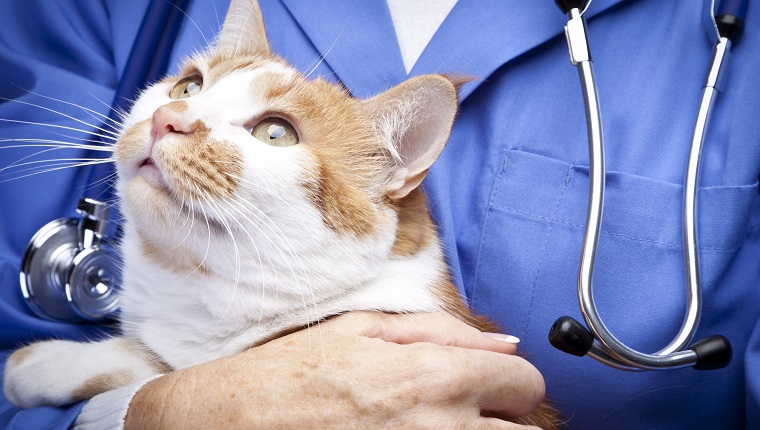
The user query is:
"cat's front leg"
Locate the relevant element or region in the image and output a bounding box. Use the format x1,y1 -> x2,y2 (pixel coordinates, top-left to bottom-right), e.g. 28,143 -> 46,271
3,337 -> 166,408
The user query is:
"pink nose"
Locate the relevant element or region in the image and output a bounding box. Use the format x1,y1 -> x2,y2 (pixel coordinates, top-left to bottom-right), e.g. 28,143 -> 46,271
151,103 -> 188,143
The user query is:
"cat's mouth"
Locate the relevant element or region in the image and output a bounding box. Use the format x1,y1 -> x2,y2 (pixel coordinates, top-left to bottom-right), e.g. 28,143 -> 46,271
137,157 -> 168,190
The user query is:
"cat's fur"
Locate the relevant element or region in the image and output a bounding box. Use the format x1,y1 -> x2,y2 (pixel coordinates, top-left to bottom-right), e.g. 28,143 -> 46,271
3,0 -> 557,427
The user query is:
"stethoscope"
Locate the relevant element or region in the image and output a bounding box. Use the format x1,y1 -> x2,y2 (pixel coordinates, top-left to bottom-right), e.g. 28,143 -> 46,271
19,0 -> 190,322
548,0 -> 747,371
16,0 -> 747,374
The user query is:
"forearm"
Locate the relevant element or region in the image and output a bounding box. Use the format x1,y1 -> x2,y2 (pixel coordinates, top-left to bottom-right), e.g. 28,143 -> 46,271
123,312 -> 547,429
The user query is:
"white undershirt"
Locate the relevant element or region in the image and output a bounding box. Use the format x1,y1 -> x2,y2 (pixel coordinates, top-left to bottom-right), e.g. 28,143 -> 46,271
386,0 -> 458,73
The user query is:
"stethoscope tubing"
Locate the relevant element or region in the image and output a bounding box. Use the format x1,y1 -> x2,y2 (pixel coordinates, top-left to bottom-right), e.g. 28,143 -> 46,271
569,8 -> 701,371
552,4 -> 739,371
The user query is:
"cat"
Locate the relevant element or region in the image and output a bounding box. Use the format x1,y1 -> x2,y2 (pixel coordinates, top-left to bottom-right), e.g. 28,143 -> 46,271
3,0 -> 558,427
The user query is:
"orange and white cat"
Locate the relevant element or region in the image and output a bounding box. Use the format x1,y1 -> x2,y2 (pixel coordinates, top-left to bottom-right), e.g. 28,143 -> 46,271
3,0 -> 556,427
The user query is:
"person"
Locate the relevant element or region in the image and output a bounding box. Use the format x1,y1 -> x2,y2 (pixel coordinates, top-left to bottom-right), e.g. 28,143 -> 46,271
1,0 -> 758,428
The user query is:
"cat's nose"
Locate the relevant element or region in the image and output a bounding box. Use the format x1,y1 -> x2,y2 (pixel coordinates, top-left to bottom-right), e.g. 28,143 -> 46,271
151,102 -> 189,142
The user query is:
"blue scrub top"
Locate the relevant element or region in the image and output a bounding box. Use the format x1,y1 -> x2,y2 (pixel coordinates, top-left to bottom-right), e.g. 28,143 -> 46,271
1,0 -> 758,428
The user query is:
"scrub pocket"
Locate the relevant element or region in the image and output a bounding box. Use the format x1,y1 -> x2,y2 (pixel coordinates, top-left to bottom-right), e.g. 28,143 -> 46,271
468,149 -> 759,353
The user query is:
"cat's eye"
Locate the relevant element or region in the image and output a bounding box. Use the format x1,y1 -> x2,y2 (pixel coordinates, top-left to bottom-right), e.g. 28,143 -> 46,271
250,118 -> 299,147
169,75 -> 203,99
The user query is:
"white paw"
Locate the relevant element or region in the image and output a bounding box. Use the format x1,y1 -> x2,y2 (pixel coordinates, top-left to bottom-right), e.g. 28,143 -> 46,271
3,338 -> 162,408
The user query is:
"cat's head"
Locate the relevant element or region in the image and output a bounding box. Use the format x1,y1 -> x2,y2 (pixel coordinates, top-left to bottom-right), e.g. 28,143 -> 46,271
114,0 -> 458,290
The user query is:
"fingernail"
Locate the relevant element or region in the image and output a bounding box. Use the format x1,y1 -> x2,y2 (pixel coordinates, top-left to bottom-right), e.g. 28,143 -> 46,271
483,333 -> 520,343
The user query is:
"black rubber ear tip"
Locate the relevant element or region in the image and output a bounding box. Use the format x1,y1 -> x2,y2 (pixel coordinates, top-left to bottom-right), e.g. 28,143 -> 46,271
690,335 -> 732,370
549,316 -> 594,357
555,0 -> 588,14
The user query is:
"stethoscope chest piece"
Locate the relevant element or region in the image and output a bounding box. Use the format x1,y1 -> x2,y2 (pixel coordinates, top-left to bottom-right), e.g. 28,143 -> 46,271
20,199 -> 121,322
66,245 -> 121,321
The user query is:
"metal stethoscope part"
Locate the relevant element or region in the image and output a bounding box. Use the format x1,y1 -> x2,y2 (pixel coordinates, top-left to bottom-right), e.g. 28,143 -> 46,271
547,0 -> 748,371
20,198 -> 121,322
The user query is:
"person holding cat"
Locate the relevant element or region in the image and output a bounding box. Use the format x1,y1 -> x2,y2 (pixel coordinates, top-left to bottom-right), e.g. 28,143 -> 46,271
0,1 -> 759,429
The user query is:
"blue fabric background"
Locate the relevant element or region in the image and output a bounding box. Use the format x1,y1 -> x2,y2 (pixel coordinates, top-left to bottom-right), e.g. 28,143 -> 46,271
0,0 -> 758,428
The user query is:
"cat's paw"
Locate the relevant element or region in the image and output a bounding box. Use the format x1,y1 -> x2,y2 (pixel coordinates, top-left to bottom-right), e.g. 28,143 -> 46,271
3,338 -> 162,408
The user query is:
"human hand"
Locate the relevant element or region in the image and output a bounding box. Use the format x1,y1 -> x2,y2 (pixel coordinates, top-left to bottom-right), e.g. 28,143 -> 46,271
124,311 -> 546,429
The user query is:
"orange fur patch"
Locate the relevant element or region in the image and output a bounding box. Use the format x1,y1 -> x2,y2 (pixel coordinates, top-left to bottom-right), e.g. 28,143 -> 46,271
157,120 -> 243,201
390,189 -> 435,256
207,54 -> 272,81
116,119 -> 151,162
263,76 -> 385,237
116,339 -> 172,374
6,344 -> 39,367
163,100 -> 188,114
71,369 -> 135,402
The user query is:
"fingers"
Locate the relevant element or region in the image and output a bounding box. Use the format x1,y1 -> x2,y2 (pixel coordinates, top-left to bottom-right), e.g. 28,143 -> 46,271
461,349 -> 546,418
329,311 -> 520,355
474,417 -> 543,430
331,312 -> 546,417
304,312 -> 546,423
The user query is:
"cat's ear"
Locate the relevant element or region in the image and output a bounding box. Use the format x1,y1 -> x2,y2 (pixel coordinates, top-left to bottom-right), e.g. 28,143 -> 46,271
363,75 -> 459,200
216,0 -> 271,55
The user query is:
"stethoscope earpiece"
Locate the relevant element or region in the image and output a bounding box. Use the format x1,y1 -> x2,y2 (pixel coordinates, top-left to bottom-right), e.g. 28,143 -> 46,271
689,335 -> 732,370
20,199 -> 121,322
548,316 -> 594,358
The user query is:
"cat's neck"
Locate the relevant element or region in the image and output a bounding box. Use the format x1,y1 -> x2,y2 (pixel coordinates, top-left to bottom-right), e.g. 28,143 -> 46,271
116,189 -> 464,369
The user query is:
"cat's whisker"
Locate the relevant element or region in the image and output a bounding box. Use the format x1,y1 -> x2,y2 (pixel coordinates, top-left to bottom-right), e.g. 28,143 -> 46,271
198,190 -> 245,325
219,171 -> 295,210
12,86 -> 125,134
82,171 -> 119,196
177,198 -> 198,249
213,198 -> 268,320
0,97 -> 122,140
212,0 -> 221,35
229,197 -> 317,325
217,195 -> 319,334
168,189 -> 198,251
303,3 -> 354,79
75,108 -> 123,135
207,197 -> 243,289
217,171 -> 316,294
223,198 -> 308,325
164,189 -> 197,255
0,145 -> 106,180
224,172 -> 357,292
86,91 -> 131,124
0,119 -> 119,142
0,159 -> 113,183
44,131 -> 118,147
165,1 -> 209,47
0,139 -> 114,152
230,178 -> 362,307
1,157 -> 109,173
187,194 -> 215,276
